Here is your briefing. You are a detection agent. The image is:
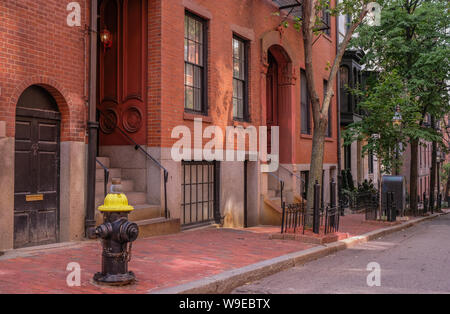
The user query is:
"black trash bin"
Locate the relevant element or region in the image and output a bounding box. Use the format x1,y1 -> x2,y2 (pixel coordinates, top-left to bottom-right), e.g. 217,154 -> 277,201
381,176 -> 407,220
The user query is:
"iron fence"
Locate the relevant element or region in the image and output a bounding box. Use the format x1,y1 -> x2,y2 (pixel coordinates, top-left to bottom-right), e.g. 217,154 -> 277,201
281,201 -> 307,234
321,205 -> 341,234
281,179 -> 341,235
354,192 -> 379,221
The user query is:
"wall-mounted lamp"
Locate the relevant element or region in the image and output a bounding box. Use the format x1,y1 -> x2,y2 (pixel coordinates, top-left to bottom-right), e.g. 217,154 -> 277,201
100,29 -> 112,53
392,105 -> 402,127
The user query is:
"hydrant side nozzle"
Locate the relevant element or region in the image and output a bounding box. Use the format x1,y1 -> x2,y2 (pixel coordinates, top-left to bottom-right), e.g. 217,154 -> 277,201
96,223 -> 113,239
119,221 -> 139,243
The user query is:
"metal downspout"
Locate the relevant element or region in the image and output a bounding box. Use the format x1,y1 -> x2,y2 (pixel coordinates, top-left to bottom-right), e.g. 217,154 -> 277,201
86,0 -> 99,236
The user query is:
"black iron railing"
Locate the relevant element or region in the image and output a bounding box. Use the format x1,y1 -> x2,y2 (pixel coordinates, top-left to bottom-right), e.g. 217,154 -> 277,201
281,179 -> 341,235
98,110 -> 170,219
352,192 -> 379,221
322,205 -> 341,234
96,158 -> 110,197
281,201 -> 307,234
268,172 -> 285,210
322,179 -> 340,234
278,165 -> 305,198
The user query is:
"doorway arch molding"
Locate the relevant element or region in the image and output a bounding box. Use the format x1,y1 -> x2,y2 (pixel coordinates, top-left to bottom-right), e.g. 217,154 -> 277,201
260,31 -> 297,165
261,30 -> 297,69
9,76 -> 74,141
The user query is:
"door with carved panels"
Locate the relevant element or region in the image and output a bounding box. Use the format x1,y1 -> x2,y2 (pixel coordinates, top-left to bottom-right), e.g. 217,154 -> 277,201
98,0 -> 148,145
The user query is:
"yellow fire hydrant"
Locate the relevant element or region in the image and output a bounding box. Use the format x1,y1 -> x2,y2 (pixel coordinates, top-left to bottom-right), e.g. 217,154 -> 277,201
90,179 -> 139,286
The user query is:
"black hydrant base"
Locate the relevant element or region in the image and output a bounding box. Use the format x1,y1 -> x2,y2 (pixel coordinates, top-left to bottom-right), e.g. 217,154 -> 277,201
93,271 -> 136,287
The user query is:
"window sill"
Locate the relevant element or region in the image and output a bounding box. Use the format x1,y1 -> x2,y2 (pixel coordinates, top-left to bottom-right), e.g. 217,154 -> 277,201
325,137 -> 334,142
233,119 -> 252,127
300,133 -> 313,140
183,112 -> 213,124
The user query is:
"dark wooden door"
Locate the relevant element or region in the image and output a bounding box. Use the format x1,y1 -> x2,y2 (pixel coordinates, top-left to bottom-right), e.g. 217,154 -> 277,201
266,53 -> 278,153
14,112 -> 60,248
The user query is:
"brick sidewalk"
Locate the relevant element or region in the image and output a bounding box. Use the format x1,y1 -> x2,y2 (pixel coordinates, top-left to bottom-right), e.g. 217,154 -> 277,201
0,214 -> 402,294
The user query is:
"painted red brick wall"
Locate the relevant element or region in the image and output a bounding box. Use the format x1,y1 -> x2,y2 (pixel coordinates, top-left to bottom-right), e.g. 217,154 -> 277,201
156,0 -> 338,165
0,0 -> 87,142
148,0 -> 162,147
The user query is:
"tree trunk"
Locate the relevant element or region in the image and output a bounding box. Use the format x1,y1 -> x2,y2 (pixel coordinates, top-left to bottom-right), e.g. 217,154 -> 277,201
306,118 -> 328,225
410,139 -> 419,214
299,0 -> 368,225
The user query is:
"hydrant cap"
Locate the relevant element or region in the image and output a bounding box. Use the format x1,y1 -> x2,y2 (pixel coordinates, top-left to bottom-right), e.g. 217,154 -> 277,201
98,193 -> 134,212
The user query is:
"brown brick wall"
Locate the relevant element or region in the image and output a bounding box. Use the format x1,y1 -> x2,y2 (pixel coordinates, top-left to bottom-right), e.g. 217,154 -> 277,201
0,0 -> 87,142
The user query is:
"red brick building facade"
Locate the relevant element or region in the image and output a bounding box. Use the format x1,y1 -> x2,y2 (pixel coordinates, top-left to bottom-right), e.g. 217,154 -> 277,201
0,0 -> 338,250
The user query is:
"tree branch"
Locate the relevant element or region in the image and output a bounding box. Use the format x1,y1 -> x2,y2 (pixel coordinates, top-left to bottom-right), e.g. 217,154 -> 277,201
322,3 -> 370,117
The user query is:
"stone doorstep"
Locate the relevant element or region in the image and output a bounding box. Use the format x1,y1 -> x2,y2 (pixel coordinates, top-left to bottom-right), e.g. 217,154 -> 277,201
137,218 -> 181,239
151,212 -> 446,294
270,232 -> 350,245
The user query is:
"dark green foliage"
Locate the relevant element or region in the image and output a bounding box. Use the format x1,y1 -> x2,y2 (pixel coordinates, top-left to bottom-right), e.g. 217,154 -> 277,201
343,0 -> 450,174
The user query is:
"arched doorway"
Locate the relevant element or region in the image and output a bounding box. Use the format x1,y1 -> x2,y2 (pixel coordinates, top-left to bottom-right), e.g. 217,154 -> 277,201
14,85 -> 61,248
266,51 -> 278,153
265,44 -> 295,163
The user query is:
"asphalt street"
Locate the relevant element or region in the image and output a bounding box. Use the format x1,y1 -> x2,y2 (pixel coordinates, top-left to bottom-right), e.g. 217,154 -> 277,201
233,214 -> 450,294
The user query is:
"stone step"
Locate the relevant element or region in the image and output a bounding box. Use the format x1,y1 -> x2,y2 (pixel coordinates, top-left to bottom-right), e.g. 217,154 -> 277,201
96,168 -> 122,181
94,204 -> 162,226
96,157 -> 110,169
136,218 -> 181,239
127,192 -> 147,205
129,204 -> 162,221
264,197 -> 283,214
95,191 -> 147,210
95,180 -> 135,195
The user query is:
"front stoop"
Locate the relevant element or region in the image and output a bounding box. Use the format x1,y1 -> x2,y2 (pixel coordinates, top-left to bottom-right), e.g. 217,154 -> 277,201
95,155 -> 180,238
137,218 -> 181,239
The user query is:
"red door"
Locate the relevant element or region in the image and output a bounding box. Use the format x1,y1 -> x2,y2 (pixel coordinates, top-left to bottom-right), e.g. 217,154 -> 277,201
98,0 -> 148,145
